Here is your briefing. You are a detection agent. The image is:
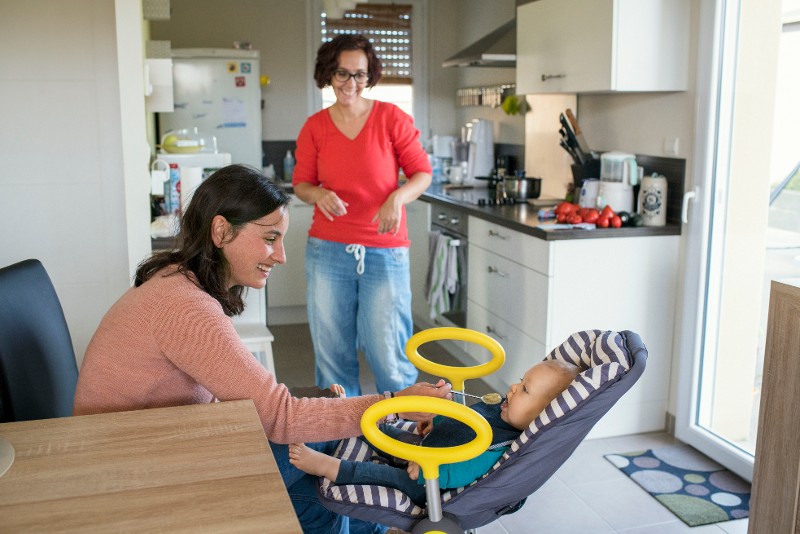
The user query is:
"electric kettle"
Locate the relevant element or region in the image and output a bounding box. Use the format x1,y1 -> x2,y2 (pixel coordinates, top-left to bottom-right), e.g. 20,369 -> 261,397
597,152 -> 638,212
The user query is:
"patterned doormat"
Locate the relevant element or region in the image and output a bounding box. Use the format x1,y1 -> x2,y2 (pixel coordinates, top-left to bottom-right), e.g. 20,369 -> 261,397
605,444 -> 750,527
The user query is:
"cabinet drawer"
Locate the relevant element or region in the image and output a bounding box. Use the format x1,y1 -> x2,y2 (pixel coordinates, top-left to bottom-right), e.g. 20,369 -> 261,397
468,216 -> 551,275
468,244 -> 549,342
466,300 -> 547,392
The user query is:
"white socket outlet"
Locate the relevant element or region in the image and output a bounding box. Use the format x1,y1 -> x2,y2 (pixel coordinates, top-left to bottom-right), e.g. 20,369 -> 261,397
663,137 -> 679,156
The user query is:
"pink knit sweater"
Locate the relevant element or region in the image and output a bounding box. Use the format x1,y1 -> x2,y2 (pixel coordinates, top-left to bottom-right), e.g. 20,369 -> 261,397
73,266 -> 381,443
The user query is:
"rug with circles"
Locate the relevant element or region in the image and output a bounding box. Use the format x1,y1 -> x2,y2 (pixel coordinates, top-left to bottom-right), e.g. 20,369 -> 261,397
605,444 -> 750,527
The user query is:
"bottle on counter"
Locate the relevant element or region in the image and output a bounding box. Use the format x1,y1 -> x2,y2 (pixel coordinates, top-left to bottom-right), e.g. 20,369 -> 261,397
283,150 -> 295,182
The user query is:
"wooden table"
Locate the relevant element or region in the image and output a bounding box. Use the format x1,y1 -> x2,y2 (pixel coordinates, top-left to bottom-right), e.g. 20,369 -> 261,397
0,400 -> 302,533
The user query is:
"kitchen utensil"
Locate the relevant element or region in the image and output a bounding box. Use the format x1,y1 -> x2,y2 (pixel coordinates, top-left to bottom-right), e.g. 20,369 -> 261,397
600,151 -> 638,185
597,151 -> 638,212
452,390 -> 503,404
565,108 -> 591,156
578,178 -> 600,208
597,181 -> 635,213
559,113 -> 586,164
638,173 -> 668,226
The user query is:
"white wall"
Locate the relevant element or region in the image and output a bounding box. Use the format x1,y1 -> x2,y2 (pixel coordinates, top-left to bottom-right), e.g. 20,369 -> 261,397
0,0 -> 150,366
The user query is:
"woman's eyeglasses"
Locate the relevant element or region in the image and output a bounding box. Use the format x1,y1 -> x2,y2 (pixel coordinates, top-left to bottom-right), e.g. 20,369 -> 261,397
332,69 -> 369,84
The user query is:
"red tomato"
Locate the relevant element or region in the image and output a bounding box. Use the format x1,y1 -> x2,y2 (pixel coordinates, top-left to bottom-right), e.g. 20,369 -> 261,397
600,205 -> 615,219
611,215 -> 622,228
583,209 -> 600,224
569,214 -> 583,224
596,216 -> 610,228
555,202 -> 571,215
556,213 -> 567,223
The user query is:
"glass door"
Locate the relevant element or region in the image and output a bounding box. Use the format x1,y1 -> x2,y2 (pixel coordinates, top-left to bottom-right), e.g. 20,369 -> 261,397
675,0 -> 800,481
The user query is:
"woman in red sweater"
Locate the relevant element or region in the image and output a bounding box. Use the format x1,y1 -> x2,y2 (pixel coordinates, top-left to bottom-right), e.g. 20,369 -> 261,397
74,164 -> 449,534
293,34 -> 433,399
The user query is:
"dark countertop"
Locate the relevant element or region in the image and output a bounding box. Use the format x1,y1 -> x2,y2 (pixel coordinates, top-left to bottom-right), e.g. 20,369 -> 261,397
421,184 -> 681,241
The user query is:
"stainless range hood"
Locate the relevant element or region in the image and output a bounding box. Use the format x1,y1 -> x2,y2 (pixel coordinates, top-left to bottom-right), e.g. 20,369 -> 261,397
442,19 -> 516,68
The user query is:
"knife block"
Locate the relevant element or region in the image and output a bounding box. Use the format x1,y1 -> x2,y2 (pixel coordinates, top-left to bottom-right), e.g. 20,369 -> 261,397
570,159 -> 601,190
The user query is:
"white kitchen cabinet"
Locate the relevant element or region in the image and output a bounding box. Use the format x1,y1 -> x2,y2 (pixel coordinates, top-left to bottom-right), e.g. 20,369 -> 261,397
516,0 -> 690,94
466,216 -> 679,438
266,197 -> 314,324
407,200 -> 431,326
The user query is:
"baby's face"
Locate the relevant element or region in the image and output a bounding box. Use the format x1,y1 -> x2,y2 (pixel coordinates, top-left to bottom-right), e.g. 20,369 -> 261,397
500,363 -> 562,430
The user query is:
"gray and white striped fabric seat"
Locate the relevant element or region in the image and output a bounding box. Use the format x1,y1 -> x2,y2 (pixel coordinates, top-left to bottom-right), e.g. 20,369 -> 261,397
319,329 -> 634,520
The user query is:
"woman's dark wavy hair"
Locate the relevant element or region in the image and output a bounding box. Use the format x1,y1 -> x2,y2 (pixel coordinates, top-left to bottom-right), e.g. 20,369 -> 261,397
135,164 -> 290,316
313,33 -> 382,89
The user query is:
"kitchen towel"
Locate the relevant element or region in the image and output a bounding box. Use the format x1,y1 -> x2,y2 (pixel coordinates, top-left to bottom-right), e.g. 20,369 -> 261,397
426,231 -> 460,319
605,444 -> 750,526
179,166 -> 204,213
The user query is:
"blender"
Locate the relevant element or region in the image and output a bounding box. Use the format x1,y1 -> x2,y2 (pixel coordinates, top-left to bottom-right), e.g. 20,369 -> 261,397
597,151 -> 638,212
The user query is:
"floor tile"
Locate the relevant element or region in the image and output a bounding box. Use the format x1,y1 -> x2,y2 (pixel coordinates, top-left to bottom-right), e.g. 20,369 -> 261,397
568,477 -> 679,531
715,518 -> 749,534
497,477 -> 615,533
617,520 -> 726,533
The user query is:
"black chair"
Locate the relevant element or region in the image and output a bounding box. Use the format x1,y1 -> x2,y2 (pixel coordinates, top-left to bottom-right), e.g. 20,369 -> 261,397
0,259 -> 79,422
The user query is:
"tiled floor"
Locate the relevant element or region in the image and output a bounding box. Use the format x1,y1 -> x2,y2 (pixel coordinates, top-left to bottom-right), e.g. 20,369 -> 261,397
271,323 -> 749,534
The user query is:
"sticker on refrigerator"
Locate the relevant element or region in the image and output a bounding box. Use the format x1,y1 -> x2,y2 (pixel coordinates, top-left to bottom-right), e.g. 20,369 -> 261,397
227,62 -> 237,73
240,62 -> 252,73
235,76 -> 246,87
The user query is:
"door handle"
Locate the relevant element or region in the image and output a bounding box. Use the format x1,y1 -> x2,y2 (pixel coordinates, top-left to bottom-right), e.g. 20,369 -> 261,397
486,325 -> 506,340
487,266 -> 508,277
488,229 -> 508,240
682,186 -> 699,224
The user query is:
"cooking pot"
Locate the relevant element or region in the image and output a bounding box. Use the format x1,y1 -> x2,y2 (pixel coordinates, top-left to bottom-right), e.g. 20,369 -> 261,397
504,172 -> 542,200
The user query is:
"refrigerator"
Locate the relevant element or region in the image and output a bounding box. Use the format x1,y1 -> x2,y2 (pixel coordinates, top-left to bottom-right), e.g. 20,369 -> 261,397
158,48 -> 262,169
157,49 -> 266,327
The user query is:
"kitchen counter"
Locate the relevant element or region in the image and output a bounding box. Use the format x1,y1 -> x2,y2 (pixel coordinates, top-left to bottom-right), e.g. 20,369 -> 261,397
421,184 -> 681,241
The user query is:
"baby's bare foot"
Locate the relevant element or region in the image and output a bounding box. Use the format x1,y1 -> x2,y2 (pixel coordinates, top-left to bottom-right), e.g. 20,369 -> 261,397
288,443 -> 342,481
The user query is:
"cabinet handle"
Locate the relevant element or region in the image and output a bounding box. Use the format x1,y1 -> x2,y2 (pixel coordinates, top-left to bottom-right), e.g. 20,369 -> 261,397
486,325 -> 506,340
488,229 -> 508,240
541,73 -> 566,82
487,266 -> 508,277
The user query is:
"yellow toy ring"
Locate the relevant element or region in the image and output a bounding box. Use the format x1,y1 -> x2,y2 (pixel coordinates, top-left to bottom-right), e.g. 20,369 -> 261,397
361,396 -> 492,481
405,327 -> 505,390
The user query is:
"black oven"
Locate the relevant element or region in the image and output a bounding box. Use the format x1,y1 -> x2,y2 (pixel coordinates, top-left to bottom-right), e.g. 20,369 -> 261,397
429,204 -> 468,328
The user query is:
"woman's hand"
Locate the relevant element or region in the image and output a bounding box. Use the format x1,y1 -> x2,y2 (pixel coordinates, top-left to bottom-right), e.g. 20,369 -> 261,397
393,378 -> 452,422
372,192 -> 402,235
313,187 -> 348,221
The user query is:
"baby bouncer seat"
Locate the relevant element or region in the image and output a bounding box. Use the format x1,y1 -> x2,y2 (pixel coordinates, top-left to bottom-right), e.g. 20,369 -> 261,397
318,328 -> 647,533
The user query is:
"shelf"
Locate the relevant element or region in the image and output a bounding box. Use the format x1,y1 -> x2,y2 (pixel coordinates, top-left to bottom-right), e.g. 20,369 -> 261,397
456,83 -> 516,108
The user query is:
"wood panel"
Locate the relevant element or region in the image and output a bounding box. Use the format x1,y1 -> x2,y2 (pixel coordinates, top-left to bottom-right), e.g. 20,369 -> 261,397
748,279 -> 800,533
0,401 -> 301,533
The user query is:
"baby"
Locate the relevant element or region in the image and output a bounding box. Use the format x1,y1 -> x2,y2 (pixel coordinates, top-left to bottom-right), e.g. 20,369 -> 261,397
289,359 -> 580,506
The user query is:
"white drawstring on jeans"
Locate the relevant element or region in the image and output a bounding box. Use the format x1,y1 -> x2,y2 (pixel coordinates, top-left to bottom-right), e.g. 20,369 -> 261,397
345,244 -> 366,275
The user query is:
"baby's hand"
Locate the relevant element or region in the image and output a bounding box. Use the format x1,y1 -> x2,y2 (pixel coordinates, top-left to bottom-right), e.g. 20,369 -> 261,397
407,461 -> 421,481
416,419 -> 433,436
330,384 -> 346,398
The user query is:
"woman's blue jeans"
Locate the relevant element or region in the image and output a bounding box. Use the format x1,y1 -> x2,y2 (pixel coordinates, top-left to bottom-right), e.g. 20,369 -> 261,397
305,237 -> 417,396
270,441 -> 386,533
